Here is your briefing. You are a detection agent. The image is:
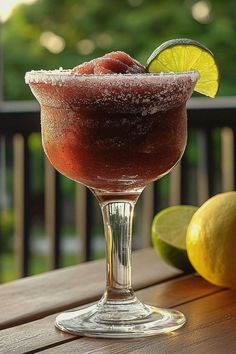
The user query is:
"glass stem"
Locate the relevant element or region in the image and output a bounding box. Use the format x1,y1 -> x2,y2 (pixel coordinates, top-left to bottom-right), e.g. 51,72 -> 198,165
100,200 -> 136,302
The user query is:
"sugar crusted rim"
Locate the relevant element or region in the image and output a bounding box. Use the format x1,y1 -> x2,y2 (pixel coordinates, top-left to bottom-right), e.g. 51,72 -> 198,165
25,69 -> 200,85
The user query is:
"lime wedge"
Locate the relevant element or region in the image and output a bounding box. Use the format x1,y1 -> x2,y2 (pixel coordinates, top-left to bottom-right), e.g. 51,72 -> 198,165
152,205 -> 198,272
147,38 -> 220,98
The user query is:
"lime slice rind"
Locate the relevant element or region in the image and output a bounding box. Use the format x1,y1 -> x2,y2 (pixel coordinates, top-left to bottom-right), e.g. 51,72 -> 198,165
146,38 -> 215,66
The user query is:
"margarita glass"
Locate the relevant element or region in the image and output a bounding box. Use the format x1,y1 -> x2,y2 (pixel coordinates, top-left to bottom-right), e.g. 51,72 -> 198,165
25,69 -> 198,338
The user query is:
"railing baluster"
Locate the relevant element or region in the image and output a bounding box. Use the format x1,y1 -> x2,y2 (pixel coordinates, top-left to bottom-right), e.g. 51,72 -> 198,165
205,129 -> 215,197
0,137 -> 7,210
0,136 -> 7,282
169,162 -> 181,205
141,183 -> 154,247
197,130 -> 209,205
13,134 -> 30,277
75,184 -> 88,262
75,184 -> 93,261
180,153 -> 189,204
221,127 -> 234,192
45,158 -> 61,269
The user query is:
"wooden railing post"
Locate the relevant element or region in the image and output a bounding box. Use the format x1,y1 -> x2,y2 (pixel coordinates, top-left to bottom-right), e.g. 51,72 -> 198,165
0,136 -> 7,282
13,134 -> 31,277
141,183 -> 154,247
75,184 -> 93,262
169,163 -> 181,206
221,127 -> 234,192
205,129 -> 215,197
197,131 -> 210,205
45,158 -> 61,270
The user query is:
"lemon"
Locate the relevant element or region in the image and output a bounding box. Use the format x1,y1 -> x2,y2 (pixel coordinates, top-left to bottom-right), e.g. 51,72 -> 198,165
147,38 -> 220,98
152,205 -> 198,272
187,192 -> 236,288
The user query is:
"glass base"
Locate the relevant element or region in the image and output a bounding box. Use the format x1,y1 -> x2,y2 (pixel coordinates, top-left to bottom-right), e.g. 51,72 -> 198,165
55,297 -> 186,338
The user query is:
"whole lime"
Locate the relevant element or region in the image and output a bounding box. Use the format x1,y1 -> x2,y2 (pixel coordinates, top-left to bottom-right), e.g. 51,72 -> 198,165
152,205 -> 198,272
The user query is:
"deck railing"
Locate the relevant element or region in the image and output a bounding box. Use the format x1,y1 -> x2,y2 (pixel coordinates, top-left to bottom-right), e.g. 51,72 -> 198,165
0,97 -> 236,278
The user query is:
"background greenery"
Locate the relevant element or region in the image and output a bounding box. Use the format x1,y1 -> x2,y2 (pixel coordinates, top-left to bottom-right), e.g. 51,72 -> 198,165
2,0 -> 236,100
0,0 -> 235,282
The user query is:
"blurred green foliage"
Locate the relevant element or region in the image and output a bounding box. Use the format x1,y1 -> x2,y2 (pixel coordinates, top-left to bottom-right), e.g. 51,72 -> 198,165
2,0 -> 236,100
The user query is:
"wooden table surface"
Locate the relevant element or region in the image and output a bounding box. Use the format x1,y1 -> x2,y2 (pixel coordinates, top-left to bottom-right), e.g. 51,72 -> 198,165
1,247 -> 236,354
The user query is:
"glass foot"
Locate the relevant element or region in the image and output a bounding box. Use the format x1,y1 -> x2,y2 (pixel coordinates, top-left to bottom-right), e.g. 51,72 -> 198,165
55,297 -> 186,338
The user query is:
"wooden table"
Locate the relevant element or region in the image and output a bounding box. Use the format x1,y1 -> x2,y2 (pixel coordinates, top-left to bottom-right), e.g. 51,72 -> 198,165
1,248 -> 236,353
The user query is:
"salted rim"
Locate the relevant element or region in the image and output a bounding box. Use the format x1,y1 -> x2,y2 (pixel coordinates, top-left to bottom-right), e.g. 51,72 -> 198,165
25,69 -> 200,84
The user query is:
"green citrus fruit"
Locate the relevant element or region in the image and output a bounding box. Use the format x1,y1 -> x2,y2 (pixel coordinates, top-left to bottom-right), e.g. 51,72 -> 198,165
152,205 -> 198,272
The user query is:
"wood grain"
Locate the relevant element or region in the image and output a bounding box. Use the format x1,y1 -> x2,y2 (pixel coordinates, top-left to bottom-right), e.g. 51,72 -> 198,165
38,289 -> 236,354
0,276 -> 220,354
0,248 -> 181,329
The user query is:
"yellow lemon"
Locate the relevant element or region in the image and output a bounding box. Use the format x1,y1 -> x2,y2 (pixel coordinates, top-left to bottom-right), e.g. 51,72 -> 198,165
186,192 -> 236,288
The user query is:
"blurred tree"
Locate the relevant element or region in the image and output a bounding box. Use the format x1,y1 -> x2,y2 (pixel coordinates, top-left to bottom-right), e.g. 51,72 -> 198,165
2,0 -> 236,100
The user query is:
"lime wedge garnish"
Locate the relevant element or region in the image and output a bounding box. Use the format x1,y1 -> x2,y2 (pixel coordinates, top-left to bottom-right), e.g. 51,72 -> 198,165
152,205 -> 198,272
147,38 -> 220,98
